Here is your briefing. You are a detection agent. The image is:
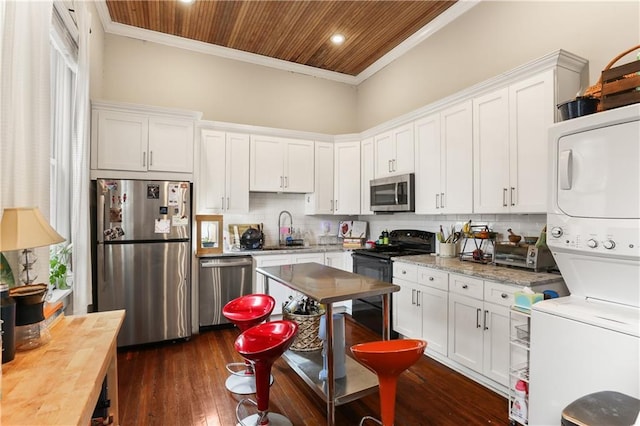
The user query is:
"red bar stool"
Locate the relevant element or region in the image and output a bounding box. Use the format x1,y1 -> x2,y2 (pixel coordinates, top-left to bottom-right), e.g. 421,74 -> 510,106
351,339 -> 427,426
234,320 -> 299,426
223,294 -> 276,394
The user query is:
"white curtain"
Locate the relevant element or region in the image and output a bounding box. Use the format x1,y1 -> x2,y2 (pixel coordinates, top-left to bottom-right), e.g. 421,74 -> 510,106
0,1 -> 54,281
71,1 -> 92,314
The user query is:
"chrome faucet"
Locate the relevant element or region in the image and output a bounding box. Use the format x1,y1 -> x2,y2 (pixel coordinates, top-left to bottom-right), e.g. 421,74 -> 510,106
278,210 -> 293,246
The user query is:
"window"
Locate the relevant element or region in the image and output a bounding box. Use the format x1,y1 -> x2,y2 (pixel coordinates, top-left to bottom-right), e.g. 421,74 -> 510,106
49,3 -> 77,243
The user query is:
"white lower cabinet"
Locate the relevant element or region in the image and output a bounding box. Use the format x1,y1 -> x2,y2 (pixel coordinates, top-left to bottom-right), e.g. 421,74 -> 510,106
448,273 -> 514,387
254,252 -> 325,316
393,263 -> 515,391
324,251 -> 352,313
393,263 -> 448,357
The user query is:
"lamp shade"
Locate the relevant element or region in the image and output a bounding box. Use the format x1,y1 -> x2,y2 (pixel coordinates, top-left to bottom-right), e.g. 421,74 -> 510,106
0,207 -> 65,252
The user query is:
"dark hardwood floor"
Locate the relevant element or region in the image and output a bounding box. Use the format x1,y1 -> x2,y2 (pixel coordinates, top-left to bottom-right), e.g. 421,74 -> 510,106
117,316 -> 508,425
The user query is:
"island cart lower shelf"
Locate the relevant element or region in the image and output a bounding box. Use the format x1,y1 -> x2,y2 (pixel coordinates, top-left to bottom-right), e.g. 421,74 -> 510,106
283,350 -> 379,405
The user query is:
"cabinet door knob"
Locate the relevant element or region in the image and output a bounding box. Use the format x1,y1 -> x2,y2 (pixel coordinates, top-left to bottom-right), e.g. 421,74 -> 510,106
402,270 -> 406,274
462,284 -> 468,289
501,293 -> 508,299
429,276 -> 434,281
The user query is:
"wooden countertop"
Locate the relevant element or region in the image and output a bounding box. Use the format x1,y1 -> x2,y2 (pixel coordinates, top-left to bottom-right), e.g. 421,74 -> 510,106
257,263 -> 399,304
394,255 -> 565,287
2,310 -> 125,425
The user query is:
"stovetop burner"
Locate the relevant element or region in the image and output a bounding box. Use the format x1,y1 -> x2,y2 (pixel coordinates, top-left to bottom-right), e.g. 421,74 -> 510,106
353,229 -> 435,259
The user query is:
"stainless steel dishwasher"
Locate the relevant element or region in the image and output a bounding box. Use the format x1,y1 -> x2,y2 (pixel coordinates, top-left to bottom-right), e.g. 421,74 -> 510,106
198,256 -> 253,327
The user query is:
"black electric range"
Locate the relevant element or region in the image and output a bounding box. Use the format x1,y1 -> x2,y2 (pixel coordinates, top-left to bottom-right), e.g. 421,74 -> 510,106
351,229 -> 435,336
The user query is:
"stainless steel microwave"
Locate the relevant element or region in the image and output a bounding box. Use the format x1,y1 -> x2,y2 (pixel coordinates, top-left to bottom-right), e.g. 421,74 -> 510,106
370,173 -> 415,212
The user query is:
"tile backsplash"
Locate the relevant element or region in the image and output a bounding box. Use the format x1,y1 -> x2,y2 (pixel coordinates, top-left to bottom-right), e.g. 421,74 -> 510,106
216,193 -> 546,251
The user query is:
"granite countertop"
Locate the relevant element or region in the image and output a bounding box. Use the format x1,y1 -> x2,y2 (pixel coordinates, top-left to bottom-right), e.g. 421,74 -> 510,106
196,244 -> 347,258
395,254 -> 564,287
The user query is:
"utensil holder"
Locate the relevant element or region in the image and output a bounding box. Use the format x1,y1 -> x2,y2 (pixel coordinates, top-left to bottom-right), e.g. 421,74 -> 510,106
439,242 -> 457,258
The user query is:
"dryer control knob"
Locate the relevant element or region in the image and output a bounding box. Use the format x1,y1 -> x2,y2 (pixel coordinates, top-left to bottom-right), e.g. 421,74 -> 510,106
587,239 -> 598,248
603,240 -> 616,250
550,227 -> 563,238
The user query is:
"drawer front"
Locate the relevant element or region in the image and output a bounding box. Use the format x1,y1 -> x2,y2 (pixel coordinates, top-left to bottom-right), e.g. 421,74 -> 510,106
484,280 -> 517,307
417,267 -> 448,291
393,262 -> 418,282
449,273 -> 483,299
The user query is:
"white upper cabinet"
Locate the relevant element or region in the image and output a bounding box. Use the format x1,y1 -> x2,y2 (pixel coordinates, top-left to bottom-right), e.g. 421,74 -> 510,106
147,117 -> 195,173
197,129 -> 249,214
250,135 -> 314,193
473,70 -> 555,213
334,141 -> 360,215
508,70 -> 555,213
374,123 -> 414,178
95,110 -> 148,172
92,106 -> 195,174
415,100 -> 473,214
360,137 -> 375,215
305,141 -> 334,215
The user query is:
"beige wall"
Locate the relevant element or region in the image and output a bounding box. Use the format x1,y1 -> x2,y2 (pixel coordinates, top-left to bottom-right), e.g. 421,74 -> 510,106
100,35 -> 358,134
356,1 -> 640,130
92,1 -> 639,134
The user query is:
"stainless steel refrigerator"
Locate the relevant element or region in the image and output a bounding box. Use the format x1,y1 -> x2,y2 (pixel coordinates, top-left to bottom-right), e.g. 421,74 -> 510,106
95,179 -> 191,347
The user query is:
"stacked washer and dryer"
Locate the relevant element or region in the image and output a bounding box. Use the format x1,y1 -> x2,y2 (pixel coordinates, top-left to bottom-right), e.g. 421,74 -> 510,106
528,104 -> 640,424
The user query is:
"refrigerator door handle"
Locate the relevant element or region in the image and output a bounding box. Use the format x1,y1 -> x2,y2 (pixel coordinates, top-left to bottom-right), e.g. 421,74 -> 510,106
97,185 -> 106,243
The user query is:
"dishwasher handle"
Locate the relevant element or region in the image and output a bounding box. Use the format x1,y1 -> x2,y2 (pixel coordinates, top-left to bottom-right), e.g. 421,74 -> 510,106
200,257 -> 253,268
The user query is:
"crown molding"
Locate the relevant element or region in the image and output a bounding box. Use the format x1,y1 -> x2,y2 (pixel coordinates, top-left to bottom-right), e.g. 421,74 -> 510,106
95,0 -> 479,86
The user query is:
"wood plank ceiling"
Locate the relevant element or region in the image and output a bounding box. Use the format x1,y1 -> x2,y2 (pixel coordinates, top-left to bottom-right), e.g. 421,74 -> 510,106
105,0 -> 457,77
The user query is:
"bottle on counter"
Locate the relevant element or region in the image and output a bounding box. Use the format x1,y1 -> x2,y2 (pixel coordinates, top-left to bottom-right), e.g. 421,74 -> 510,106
382,230 -> 389,245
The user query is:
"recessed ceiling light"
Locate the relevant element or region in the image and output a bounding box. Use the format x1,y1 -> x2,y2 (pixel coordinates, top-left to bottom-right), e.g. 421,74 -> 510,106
330,34 -> 345,45
179,0 -> 195,4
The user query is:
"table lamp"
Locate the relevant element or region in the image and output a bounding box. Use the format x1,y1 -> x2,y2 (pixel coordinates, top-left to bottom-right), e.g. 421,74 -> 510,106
0,207 -> 65,351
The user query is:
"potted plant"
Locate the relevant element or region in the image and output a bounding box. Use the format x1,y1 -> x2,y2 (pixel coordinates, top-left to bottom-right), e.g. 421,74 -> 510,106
49,243 -> 72,290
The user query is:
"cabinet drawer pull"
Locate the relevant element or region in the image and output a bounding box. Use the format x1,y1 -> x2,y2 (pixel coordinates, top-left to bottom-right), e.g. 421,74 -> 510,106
501,293 -> 509,299
476,308 -> 482,328
402,270 -> 406,274
462,284 -> 468,289
429,276 -> 434,281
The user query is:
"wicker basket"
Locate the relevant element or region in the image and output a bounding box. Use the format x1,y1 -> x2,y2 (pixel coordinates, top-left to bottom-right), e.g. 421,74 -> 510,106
584,45 -> 640,111
283,309 -> 324,352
